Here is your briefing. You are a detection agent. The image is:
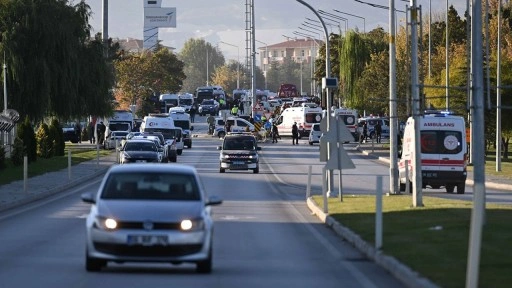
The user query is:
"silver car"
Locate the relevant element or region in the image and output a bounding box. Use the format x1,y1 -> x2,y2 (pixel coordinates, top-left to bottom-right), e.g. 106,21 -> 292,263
81,164 -> 222,273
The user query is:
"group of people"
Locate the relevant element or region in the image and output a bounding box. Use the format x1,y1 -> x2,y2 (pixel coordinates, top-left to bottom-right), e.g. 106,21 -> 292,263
359,121 -> 382,144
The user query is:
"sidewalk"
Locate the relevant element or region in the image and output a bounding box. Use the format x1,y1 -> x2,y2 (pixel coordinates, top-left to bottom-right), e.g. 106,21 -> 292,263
356,142 -> 512,191
0,153 -> 117,212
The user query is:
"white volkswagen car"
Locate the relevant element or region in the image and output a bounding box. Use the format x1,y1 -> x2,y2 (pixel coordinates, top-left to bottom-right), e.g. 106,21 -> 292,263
81,164 -> 222,273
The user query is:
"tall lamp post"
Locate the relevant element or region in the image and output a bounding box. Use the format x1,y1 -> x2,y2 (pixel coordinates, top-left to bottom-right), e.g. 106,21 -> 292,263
255,40 -> 268,90
219,41 -> 240,89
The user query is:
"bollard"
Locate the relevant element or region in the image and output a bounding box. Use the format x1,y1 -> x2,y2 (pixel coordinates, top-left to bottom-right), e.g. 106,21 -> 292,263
405,160 -> 410,194
68,150 -> 72,180
96,143 -> 100,167
116,139 -> 120,163
375,176 -> 383,250
23,156 -> 28,193
322,167 -> 328,214
306,165 -> 312,199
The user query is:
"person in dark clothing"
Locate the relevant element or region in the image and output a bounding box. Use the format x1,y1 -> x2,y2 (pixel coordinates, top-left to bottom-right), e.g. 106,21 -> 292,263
97,122 -> 106,145
238,101 -> 245,115
375,121 -> 382,143
291,122 -> 299,145
88,122 -> 95,144
74,122 -> 82,143
189,105 -> 196,123
271,123 -> 279,143
360,121 -> 368,143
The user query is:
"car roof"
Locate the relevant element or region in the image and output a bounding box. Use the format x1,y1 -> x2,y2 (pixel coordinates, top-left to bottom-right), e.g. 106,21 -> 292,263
108,163 -> 197,175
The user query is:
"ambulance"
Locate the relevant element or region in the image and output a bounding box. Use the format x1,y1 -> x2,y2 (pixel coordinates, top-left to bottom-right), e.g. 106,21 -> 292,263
398,111 -> 467,194
332,108 -> 359,142
274,106 -> 323,138
140,113 -> 184,155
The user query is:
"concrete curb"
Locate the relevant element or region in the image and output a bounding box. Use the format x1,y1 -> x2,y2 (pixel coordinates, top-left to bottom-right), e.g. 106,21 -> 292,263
306,198 -> 439,288
0,167 -> 110,212
357,147 -> 512,191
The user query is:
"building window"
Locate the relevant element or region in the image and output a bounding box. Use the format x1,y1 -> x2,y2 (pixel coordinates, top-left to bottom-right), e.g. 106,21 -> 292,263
301,50 -> 305,57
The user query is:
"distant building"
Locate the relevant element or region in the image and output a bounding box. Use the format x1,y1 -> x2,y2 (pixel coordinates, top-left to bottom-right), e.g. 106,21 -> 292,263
258,37 -> 323,72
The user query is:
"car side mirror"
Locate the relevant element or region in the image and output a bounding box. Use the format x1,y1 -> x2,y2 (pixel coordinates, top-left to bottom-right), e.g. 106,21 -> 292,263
257,147 -> 262,151
81,192 -> 96,204
217,146 -> 222,150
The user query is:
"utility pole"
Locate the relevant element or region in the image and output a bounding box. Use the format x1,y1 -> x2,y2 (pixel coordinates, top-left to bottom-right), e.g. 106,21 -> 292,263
389,0 -> 399,195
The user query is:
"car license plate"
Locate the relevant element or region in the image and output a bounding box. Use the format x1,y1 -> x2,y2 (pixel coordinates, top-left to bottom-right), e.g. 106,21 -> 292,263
233,161 -> 244,165
127,235 -> 168,246
136,160 -> 147,163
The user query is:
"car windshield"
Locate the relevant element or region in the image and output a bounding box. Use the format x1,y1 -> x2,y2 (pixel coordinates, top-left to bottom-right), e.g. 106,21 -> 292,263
223,137 -> 256,150
101,172 -> 200,201
124,141 -> 157,151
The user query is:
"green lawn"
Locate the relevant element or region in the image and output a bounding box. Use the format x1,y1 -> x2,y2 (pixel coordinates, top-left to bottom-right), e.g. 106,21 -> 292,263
0,146 -> 112,185
312,195 -> 512,288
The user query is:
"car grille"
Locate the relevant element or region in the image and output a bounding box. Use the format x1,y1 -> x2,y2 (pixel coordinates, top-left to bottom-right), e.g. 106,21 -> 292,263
116,222 -> 181,230
94,242 -> 202,257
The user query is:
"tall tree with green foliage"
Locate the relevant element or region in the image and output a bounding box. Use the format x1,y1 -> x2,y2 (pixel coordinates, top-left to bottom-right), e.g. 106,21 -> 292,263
0,0 -> 114,121
179,39 -> 225,93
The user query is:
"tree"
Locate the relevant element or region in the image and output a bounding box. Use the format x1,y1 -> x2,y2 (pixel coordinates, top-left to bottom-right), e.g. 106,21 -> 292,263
179,39 -> 225,93
114,47 -> 186,112
0,0 -> 115,121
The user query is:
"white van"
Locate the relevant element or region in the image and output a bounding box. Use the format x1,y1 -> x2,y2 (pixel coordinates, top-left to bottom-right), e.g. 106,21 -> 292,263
332,108 -> 358,142
169,107 -> 193,149
399,111 -> 467,194
275,106 -> 323,138
140,113 -> 184,155
214,117 -> 255,138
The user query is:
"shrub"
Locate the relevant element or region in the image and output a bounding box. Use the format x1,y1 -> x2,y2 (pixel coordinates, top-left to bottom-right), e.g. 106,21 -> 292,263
11,137 -> 24,166
0,144 -> 5,170
49,118 -> 65,156
36,122 -> 53,158
16,116 -> 37,163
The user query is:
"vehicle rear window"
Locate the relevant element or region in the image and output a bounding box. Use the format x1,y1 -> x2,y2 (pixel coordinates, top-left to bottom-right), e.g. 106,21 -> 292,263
305,113 -> 322,123
102,173 -> 200,201
420,131 -> 463,154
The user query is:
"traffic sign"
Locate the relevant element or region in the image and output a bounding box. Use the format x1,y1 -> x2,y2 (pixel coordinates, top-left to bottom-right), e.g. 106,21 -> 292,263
253,114 -> 261,122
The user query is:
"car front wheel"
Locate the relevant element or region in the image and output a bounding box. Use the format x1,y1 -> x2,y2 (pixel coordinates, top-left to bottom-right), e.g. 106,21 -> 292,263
85,249 -> 106,272
196,248 -> 212,273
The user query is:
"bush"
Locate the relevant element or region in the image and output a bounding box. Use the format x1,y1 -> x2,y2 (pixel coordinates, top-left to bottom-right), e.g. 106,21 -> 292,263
11,137 -> 24,166
49,118 -> 65,156
36,122 -> 53,158
0,145 -> 5,170
17,116 -> 37,163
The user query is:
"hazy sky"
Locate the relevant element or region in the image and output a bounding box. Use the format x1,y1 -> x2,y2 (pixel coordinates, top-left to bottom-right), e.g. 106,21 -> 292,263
83,0 -> 467,62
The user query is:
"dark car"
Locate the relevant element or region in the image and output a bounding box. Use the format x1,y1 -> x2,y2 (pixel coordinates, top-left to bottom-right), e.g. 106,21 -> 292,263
198,100 -> 219,116
218,133 -> 261,173
119,139 -> 160,164
62,124 -> 79,143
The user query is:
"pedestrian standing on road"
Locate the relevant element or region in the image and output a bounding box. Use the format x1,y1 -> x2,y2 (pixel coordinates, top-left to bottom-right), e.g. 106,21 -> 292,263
292,122 -> 299,145
231,105 -> 239,116
238,101 -> 244,115
189,104 -> 196,123
361,121 -> 368,143
271,123 -> 279,143
375,121 -> 382,143
207,115 -> 215,135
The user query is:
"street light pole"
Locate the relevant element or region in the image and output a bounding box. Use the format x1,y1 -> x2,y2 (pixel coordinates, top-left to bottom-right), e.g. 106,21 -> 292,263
255,40 -> 268,90
3,52 -> 6,112
219,41 -> 240,89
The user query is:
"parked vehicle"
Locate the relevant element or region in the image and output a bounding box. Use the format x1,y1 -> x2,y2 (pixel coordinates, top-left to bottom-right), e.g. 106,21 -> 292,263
274,106 -> 323,138
214,117 -> 255,138
104,131 -> 129,150
169,107 -> 193,148
198,99 -> 219,116
399,111 -> 467,194
308,123 -> 322,145
332,108 -> 359,142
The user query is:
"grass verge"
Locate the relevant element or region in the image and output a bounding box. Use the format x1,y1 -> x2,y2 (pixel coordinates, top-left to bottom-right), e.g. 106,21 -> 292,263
312,195 -> 512,287
0,147 -> 112,185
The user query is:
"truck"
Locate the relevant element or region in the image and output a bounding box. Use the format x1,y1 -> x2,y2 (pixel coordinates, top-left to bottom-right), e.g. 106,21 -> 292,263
274,106 -> 323,138
178,93 -> 194,112
159,94 -> 180,112
140,113 -> 184,155
332,108 -> 359,142
278,83 -> 298,98
103,110 -> 134,144
195,86 -> 213,104
168,107 -> 193,149
399,111 -> 467,194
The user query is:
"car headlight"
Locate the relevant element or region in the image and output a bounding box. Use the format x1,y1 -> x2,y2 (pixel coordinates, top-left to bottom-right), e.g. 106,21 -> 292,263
221,153 -> 230,159
121,152 -> 130,161
248,154 -> 258,159
94,216 -> 118,230
180,219 -> 204,231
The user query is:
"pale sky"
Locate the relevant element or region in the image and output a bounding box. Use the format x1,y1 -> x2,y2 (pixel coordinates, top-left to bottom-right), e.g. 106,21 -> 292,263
83,0 -> 467,63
